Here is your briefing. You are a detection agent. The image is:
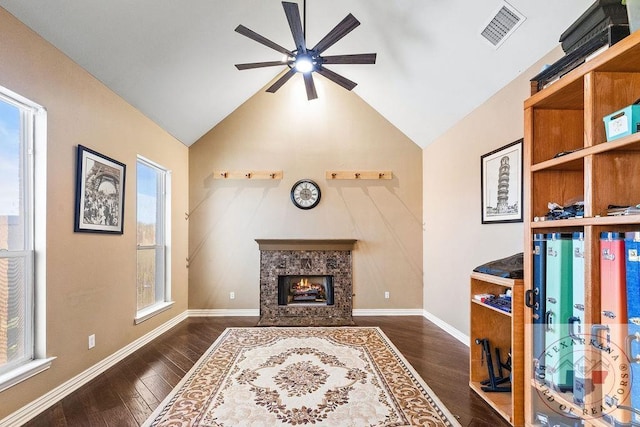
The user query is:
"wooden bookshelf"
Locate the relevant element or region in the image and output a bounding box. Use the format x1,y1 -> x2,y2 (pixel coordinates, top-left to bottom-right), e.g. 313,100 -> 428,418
523,30 -> 640,426
470,272 -> 524,426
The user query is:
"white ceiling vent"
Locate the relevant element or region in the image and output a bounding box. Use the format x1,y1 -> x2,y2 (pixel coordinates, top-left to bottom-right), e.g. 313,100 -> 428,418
480,2 -> 526,49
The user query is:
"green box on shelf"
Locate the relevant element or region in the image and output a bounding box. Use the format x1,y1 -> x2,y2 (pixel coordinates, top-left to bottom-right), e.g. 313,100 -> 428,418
603,103 -> 640,141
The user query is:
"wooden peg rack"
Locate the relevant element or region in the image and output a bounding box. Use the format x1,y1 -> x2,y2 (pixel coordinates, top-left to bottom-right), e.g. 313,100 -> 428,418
325,170 -> 393,180
214,170 -> 283,180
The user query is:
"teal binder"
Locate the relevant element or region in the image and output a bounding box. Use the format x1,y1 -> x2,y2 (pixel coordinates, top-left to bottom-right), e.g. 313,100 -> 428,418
545,233 -> 574,391
531,234 -> 547,382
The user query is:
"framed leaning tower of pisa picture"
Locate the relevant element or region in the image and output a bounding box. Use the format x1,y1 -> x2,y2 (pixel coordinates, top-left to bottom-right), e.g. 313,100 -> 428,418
480,138 -> 523,224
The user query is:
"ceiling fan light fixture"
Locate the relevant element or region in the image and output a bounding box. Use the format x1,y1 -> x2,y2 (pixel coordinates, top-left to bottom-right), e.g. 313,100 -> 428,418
294,55 -> 315,73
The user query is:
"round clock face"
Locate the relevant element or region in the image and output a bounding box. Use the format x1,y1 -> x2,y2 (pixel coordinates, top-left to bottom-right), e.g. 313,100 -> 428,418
291,179 -> 321,210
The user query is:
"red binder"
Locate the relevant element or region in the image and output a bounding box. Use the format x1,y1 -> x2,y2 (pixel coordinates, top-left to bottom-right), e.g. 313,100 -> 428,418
595,232 -> 630,424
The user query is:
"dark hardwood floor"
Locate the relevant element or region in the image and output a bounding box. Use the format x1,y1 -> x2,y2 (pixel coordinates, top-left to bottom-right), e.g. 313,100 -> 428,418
22,316 -> 511,427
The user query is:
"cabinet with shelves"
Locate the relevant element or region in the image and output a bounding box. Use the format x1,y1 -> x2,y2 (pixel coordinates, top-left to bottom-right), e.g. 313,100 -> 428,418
470,272 -> 524,426
524,30 -> 640,426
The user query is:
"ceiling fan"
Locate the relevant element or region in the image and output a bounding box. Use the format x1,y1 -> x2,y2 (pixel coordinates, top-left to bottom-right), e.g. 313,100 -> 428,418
234,1 -> 376,100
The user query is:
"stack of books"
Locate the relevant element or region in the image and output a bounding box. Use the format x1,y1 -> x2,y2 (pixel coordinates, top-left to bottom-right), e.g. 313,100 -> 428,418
607,204 -> 640,216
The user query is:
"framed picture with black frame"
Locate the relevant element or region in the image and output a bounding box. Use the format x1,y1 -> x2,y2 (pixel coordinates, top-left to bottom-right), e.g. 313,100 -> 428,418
74,145 -> 126,234
481,138 -> 523,224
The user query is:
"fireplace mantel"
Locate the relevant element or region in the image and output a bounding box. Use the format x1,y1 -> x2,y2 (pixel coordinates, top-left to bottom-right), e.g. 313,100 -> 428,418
255,239 -> 357,251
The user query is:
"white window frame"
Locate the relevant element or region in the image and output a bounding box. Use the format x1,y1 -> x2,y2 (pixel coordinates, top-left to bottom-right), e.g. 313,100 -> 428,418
0,85 -> 54,393
134,156 -> 172,324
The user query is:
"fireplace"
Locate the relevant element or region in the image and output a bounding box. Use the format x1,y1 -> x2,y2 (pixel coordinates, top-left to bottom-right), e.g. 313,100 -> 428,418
256,239 -> 356,326
278,275 -> 334,306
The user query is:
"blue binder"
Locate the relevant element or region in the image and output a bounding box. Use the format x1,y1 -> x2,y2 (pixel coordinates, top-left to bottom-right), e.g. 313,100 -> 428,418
626,231 -> 640,424
545,233 -> 573,391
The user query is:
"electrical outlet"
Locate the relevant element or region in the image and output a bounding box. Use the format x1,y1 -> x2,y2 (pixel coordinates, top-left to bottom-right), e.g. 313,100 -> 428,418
88,334 -> 95,349
384,291 -> 390,299
230,292 -> 235,300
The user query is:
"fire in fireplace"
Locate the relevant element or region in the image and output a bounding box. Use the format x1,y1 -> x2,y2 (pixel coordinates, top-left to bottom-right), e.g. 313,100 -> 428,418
278,275 -> 334,306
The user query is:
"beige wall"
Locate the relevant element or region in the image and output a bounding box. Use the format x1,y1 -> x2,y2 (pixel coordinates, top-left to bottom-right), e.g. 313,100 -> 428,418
423,46 -> 565,336
0,8 -> 189,418
189,76 -> 423,311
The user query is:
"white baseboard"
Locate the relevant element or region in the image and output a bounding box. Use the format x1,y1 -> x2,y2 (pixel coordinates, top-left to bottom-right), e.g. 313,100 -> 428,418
422,310 -> 469,346
188,309 -> 260,317
0,311 -> 188,427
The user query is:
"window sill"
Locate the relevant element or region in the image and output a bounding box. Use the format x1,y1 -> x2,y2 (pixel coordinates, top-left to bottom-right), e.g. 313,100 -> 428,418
134,301 -> 174,325
0,357 -> 56,393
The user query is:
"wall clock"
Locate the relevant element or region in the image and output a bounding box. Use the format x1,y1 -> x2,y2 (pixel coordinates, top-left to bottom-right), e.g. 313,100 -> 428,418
290,179 -> 321,210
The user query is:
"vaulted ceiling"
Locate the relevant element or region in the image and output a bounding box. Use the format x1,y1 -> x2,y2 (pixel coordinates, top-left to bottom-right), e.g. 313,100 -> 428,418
0,0 -> 594,147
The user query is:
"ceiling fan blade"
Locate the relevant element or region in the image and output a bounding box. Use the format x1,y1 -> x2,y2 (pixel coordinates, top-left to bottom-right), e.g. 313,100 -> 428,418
235,24 -> 293,56
282,2 -> 306,53
316,67 -> 357,91
266,68 -> 297,93
303,73 -> 318,100
322,53 -> 377,65
235,61 -> 289,70
311,14 -> 360,54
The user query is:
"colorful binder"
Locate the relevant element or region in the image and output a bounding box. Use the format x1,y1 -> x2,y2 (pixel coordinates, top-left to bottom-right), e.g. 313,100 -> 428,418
626,231 -> 640,425
570,232 -> 587,405
545,232 -> 573,391
596,232 -> 630,425
532,233 -> 547,382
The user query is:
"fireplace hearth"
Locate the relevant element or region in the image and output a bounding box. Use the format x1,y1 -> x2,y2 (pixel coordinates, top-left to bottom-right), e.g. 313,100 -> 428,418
256,239 -> 356,326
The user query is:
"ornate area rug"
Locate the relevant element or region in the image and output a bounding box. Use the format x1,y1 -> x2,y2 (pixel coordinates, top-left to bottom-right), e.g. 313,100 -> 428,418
143,327 -> 461,426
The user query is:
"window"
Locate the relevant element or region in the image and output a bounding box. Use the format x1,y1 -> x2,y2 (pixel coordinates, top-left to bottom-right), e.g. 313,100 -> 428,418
135,157 -> 172,323
0,85 -> 51,392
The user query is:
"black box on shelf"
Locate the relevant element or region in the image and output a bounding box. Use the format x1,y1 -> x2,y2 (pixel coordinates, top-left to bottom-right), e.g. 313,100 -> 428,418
530,24 -> 629,92
560,0 -> 629,54
530,0 -> 631,92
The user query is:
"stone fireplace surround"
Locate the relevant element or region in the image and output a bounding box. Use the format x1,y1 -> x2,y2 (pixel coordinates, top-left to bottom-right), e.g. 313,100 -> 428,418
256,239 -> 356,326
